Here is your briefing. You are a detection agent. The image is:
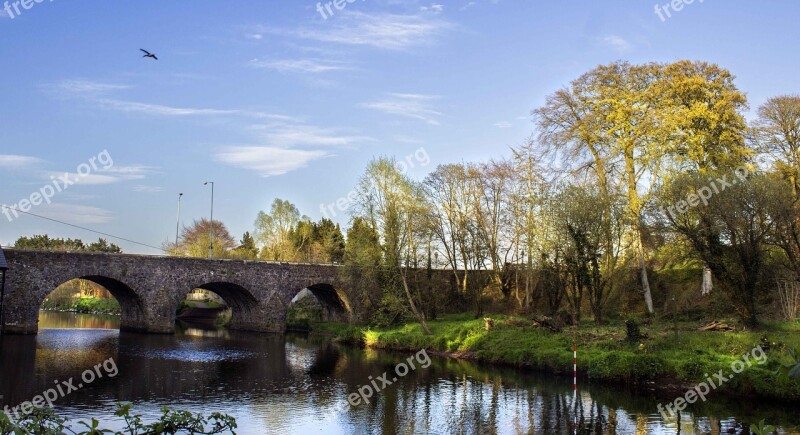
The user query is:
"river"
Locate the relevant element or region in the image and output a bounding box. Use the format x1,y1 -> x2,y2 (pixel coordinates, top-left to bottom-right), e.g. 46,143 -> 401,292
0,312 -> 797,434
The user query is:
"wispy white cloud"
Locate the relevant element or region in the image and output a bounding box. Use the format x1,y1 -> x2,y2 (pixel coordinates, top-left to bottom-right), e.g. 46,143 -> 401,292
362,93 -> 443,125
97,99 -> 238,117
37,203 -> 114,224
102,165 -> 155,177
250,122 -> 373,148
393,135 -> 423,144
45,79 -> 295,121
248,112 -> 304,122
420,4 -> 444,13
46,165 -> 154,186
278,11 -> 454,50
132,185 -> 163,193
46,80 -> 130,95
0,155 -> 41,168
249,58 -> 352,74
216,147 -> 331,177
217,117 -> 372,176
494,121 -> 512,129
602,35 -> 633,53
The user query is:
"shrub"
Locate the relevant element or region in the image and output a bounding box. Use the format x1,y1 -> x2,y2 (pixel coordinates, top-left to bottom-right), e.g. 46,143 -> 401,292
0,403 -> 237,435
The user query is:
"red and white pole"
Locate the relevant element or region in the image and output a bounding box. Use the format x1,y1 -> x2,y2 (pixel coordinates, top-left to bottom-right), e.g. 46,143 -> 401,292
573,342 -> 578,432
573,342 -> 577,393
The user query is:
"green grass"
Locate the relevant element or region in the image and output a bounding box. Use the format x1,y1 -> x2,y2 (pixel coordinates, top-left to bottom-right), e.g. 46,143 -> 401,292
42,297 -> 121,315
74,297 -> 120,314
316,314 -> 800,400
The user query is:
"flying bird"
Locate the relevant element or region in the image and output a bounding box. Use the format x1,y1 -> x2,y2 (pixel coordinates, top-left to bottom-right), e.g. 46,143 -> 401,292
140,49 -> 158,60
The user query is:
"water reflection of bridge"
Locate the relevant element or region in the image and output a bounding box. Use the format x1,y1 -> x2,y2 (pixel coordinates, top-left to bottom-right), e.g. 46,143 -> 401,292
0,330 -> 792,433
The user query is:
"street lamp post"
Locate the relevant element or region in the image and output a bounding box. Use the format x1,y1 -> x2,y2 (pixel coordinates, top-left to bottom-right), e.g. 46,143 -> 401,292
204,182 -> 214,258
175,193 -> 184,249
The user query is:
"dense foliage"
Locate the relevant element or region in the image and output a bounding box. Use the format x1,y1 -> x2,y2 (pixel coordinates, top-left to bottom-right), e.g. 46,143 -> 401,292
14,236 -> 121,253
326,61 -> 800,329
0,404 -> 236,435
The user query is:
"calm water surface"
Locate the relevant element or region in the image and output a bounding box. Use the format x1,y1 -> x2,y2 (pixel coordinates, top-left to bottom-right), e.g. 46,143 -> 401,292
0,312 -> 797,434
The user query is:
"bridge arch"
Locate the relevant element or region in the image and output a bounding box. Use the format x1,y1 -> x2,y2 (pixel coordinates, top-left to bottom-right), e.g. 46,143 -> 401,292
289,283 -> 352,324
175,281 -> 263,331
40,275 -> 146,332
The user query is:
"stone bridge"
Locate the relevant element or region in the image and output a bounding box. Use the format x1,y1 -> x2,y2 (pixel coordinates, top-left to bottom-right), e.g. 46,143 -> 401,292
0,249 -> 352,335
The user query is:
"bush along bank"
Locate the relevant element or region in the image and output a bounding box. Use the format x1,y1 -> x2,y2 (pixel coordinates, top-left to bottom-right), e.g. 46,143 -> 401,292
40,297 -> 121,315
314,314 -> 800,401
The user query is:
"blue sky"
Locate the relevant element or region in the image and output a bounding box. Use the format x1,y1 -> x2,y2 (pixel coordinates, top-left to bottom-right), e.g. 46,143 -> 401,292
1,0 -> 798,253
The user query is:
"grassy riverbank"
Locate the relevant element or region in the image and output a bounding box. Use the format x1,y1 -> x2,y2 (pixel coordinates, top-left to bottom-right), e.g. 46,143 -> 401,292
40,297 -> 121,315
315,314 -> 800,401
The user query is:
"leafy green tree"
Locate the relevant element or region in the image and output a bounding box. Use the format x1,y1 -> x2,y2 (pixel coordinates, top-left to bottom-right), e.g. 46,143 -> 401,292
656,171 -> 781,326
353,158 -> 432,333
14,235 -> 121,253
342,217 -> 385,321
231,231 -> 259,259
86,238 -> 122,253
315,218 -> 345,263
172,219 -> 237,258
536,60 -> 751,316
15,235 -> 85,251
536,62 -> 659,314
289,218 -> 317,262
254,198 -> 301,261
659,60 -> 750,173
553,184 -> 626,325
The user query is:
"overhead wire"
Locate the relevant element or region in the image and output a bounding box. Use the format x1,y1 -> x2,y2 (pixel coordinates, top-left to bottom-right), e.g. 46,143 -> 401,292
0,204 -> 167,252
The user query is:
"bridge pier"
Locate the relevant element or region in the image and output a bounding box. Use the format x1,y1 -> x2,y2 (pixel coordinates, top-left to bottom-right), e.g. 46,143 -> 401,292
264,307 -> 289,334
229,311 -> 275,333
120,305 -> 175,334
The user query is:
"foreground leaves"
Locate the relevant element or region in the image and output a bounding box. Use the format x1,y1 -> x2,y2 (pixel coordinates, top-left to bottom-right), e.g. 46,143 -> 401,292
0,403 -> 237,435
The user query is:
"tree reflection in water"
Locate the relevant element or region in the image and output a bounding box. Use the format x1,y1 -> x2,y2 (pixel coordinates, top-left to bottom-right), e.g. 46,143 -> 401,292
0,313 -> 797,434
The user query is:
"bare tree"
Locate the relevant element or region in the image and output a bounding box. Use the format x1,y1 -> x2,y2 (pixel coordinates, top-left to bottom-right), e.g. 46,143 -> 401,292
424,164 -> 474,293
752,95 -> 800,196
470,160 -> 517,299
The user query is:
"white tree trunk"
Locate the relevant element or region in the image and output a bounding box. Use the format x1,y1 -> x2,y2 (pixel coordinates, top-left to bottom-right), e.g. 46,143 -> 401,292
701,266 -> 713,296
639,247 -> 654,314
